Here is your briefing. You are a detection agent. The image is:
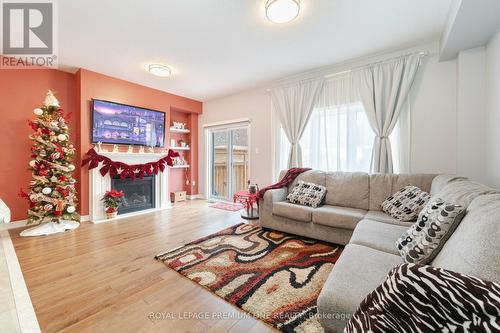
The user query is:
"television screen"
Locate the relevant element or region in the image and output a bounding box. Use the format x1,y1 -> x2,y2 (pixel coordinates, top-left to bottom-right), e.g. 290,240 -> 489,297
91,99 -> 165,147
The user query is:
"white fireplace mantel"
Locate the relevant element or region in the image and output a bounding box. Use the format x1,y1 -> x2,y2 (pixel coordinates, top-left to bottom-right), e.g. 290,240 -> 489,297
89,151 -> 171,223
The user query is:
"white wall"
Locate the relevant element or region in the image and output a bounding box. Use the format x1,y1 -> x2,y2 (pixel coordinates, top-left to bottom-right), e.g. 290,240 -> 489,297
485,28 -> 500,187
456,47 -> 487,183
199,87 -> 273,197
408,54 -> 457,174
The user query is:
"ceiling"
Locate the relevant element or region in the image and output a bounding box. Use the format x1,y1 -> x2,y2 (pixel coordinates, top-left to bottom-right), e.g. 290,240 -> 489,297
58,0 -> 452,101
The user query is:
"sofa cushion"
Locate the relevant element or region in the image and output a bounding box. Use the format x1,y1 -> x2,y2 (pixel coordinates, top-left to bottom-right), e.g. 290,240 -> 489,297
289,170 -> 326,190
381,185 -> 430,222
364,210 -> 413,226
432,179 -> 499,207
312,205 -> 366,230
431,194 -> 500,283
396,198 -> 466,264
317,244 -> 403,333
369,174 -> 436,211
430,174 -> 468,195
272,201 -> 314,222
325,172 -> 369,210
350,219 -> 408,255
286,180 -> 327,208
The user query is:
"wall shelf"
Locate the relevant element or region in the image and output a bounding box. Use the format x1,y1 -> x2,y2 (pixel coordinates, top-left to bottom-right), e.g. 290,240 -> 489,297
170,127 -> 190,134
169,165 -> 190,169
169,146 -> 190,151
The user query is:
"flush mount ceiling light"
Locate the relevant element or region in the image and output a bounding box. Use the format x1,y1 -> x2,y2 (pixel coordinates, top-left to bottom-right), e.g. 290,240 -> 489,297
265,0 -> 300,24
148,64 -> 171,77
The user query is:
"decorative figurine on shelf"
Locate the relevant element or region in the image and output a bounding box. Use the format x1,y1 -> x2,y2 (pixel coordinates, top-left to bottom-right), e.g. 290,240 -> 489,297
172,121 -> 186,129
127,145 -> 134,153
96,141 -> 103,152
178,139 -> 188,147
170,139 -> 176,147
173,156 -> 187,166
148,146 -> 155,153
112,144 -> 119,153
138,146 -> 145,154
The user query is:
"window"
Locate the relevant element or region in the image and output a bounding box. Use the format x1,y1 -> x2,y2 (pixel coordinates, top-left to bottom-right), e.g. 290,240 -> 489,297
275,75 -> 375,174
300,100 -> 374,172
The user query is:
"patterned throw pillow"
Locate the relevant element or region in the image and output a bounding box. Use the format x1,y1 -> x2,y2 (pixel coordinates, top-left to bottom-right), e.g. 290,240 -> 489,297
396,198 -> 465,264
345,263 -> 500,333
381,185 -> 430,222
286,180 -> 327,208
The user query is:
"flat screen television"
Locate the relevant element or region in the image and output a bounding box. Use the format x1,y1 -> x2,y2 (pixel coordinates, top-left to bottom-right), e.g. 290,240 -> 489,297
91,99 -> 165,147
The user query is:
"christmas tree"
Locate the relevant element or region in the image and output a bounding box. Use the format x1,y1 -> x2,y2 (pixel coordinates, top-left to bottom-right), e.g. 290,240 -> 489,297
21,90 -> 78,225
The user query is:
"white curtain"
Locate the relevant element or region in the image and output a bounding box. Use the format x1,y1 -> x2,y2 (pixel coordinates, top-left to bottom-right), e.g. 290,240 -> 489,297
270,79 -> 325,167
299,75 -> 375,172
353,55 -> 421,173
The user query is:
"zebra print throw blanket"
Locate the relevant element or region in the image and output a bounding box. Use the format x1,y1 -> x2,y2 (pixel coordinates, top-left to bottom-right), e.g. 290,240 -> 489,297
346,264 -> 500,333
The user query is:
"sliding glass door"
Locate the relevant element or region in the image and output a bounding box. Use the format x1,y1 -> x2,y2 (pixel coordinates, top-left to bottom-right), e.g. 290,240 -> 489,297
208,125 -> 249,201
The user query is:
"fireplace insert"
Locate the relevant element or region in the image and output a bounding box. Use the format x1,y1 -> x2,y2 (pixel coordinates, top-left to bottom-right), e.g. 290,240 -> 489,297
111,175 -> 156,214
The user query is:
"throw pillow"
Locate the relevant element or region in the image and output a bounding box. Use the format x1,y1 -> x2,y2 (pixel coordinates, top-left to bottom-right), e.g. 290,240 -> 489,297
396,198 -> 466,264
286,180 -> 326,208
345,263 -> 500,333
381,185 -> 430,222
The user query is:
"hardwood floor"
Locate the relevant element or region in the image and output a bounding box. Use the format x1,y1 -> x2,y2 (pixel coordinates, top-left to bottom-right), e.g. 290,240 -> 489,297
10,201 -> 277,333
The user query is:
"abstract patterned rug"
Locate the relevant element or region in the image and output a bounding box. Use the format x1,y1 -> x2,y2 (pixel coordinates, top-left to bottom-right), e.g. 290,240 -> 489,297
209,202 -> 244,211
155,223 -> 343,332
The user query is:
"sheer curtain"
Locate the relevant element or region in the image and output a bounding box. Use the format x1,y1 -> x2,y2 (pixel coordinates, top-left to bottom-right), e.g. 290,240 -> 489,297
274,73 -> 410,176
353,54 -> 421,173
298,74 -> 374,172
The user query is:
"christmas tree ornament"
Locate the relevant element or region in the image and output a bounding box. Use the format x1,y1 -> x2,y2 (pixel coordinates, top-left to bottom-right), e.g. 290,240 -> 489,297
19,90 -> 80,237
43,90 -> 60,108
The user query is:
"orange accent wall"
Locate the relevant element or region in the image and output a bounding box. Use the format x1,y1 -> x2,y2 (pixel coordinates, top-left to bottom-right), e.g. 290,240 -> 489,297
77,69 -> 201,216
0,68 -> 78,221
0,66 -> 201,221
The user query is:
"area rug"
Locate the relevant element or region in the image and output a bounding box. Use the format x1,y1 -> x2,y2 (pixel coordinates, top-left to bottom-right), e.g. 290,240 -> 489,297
155,223 -> 343,332
209,202 -> 244,211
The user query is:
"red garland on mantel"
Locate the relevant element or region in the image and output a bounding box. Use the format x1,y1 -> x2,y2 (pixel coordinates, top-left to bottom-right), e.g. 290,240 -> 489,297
82,148 -> 180,180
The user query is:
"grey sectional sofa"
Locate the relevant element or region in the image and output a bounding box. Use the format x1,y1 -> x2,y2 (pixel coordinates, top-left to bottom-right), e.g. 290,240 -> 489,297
259,170 -> 500,332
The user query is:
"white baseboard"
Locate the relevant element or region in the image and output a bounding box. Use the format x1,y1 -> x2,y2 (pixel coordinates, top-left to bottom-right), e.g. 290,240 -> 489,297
80,215 -> 90,222
90,206 -> 171,224
186,194 -> 205,200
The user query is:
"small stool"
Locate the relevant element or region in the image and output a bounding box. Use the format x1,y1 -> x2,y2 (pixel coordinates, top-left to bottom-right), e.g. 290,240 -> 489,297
233,191 -> 259,220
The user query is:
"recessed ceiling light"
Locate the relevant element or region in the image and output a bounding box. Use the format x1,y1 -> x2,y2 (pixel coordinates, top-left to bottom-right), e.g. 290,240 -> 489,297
265,0 -> 300,24
148,64 -> 171,77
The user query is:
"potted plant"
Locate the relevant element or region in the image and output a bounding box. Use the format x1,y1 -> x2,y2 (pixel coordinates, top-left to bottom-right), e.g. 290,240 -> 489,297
101,189 -> 124,219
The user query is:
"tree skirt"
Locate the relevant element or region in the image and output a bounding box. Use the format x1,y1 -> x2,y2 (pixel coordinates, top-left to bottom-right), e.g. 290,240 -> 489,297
155,223 -> 343,332
209,202 -> 244,212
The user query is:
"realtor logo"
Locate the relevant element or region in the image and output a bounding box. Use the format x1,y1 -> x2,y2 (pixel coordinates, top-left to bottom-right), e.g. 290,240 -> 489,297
1,0 -> 57,68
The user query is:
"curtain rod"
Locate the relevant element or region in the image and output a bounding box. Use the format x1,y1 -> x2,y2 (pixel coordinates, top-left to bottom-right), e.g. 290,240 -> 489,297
324,51 -> 429,79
